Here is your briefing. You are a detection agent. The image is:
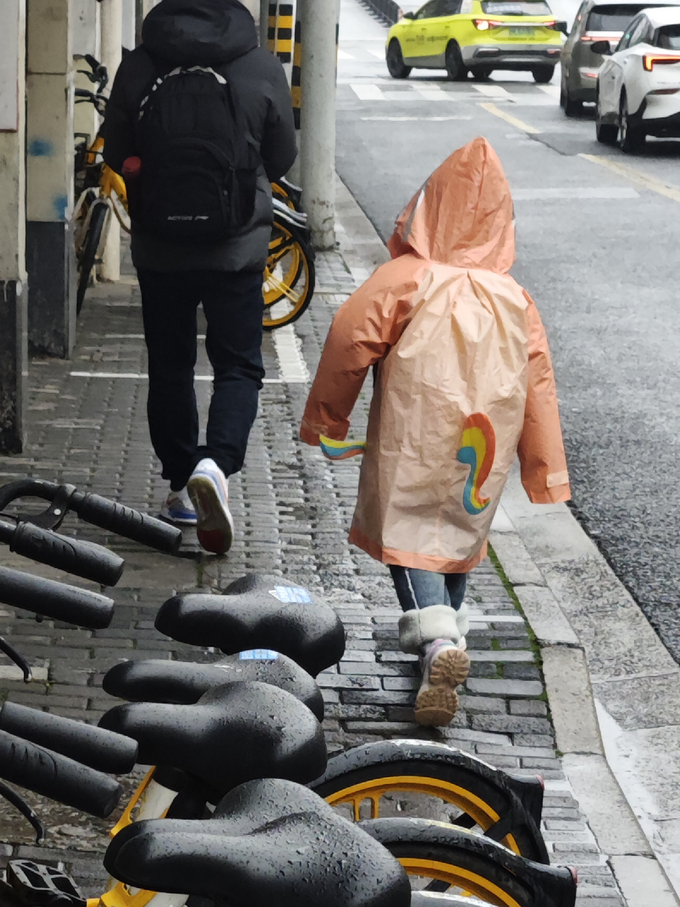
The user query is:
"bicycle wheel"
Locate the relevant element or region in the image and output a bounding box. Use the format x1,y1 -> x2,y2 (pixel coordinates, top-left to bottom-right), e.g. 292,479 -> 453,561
263,219 -> 315,331
361,819 -> 577,907
76,199 -> 109,315
313,742 -> 548,864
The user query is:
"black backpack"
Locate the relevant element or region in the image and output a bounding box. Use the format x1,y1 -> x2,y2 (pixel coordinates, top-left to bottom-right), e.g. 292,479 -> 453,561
133,62 -> 260,240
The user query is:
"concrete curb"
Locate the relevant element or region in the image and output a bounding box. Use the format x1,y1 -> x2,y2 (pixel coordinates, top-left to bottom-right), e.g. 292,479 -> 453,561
491,473 -> 680,907
333,170 -> 680,907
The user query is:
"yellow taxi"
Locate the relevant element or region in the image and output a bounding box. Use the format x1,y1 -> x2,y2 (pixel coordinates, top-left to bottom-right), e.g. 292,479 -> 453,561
386,0 -> 565,82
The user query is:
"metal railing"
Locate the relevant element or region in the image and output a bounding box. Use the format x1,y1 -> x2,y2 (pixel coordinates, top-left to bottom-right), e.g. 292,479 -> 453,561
359,0 -> 401,26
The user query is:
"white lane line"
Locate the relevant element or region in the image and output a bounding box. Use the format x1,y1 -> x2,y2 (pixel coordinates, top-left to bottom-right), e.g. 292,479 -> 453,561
272,325 -> 310,384
69,372 -> 289,384
513,187 -> 640,199
361,115 -> 472,121
473,83 -> 512,98
351,83 -> 385,100
103,333 -> 207,340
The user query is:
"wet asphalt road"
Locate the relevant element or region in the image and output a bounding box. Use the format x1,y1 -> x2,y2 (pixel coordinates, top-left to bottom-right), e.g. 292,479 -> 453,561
336,0 -> 680,660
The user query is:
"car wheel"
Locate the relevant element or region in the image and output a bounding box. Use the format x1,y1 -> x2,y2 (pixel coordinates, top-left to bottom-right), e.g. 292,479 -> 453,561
445,42 -> 467,81
472,68 -> 492,81
560,79 -> 583,117
386,39 -> 412,79
618,92 -> 645,153
532,65 -> 554,84
595,91 -> 617,145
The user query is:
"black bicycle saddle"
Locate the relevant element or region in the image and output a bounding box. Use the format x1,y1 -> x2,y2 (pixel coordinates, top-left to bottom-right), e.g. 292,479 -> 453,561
155,575 -> 345,677
105,778 -> 411,907
103,652 -> 324,720
98,681 -> 327,795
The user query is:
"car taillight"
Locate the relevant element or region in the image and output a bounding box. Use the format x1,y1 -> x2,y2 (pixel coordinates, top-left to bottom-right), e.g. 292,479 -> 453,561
644,54 -> 680,71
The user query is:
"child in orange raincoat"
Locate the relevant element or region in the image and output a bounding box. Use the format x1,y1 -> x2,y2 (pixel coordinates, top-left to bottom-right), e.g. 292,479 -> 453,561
301,137 -> 570,727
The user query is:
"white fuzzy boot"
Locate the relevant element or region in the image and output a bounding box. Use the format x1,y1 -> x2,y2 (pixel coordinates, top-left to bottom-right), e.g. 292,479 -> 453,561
399,606 -> 471,728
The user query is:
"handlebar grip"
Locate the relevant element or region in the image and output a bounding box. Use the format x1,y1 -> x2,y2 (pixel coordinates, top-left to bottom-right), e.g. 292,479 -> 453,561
10,522 -> 125,587
72,494 -> 182,554
0,730 -> 122,818
0,703 -> 138,775
0,567 -> 114,629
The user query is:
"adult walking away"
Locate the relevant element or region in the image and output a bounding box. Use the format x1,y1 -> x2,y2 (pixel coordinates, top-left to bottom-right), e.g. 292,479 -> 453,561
103,0 -> 297,554
301,138 -> 571,727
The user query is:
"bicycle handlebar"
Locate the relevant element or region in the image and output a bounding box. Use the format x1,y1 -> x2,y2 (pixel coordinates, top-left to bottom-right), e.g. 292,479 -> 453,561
0,480 -> 182,554
0,730 -> 122,818
0,702 -> 138,775
0,520 -> 124,587
72,493 -> 181,552
0,567 -> 114,629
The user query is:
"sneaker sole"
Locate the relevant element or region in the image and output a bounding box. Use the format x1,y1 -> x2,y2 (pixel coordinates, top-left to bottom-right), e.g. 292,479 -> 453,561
415,648 -> 471,728
187,475 -> 234,555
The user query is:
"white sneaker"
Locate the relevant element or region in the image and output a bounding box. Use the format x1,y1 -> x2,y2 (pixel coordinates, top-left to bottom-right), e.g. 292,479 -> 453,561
187,458 -> 234,555
414,638 -> 471,728
160,488 -> 197,526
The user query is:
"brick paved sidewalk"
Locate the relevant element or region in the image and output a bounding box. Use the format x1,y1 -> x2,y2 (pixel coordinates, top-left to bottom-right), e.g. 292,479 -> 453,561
0,227 -> 623,905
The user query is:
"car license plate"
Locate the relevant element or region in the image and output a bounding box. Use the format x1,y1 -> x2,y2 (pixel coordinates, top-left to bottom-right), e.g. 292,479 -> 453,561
510,26 -> 534,36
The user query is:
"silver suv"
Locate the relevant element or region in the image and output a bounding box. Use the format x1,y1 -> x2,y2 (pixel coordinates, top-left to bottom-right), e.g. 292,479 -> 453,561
560,0 -> 676,114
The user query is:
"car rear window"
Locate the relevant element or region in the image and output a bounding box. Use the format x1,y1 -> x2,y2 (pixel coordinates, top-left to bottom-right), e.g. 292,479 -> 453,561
481,0 -> 552,13
656,24 -> 680,48
586,4 -> 645,31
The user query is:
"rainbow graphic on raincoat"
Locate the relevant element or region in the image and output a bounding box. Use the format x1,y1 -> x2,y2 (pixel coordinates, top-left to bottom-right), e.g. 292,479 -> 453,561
457,414 -> 496,515
319,435 -> 367,460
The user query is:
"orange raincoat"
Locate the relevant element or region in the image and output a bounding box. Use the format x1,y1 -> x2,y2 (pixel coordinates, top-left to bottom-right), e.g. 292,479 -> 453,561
301,137 -> 570,573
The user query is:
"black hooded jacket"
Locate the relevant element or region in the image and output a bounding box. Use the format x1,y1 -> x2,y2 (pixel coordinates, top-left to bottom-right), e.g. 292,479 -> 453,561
103,0 -> 297,272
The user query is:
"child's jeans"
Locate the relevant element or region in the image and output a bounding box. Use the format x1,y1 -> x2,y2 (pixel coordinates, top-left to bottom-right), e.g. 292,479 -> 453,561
389,566 -> 467,612
390,566 -> 469,655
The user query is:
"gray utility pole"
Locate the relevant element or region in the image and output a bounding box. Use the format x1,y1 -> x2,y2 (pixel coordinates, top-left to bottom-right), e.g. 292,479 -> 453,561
260,0 -> 270,47
298,0 -> 338,251
100,0 -> 123,281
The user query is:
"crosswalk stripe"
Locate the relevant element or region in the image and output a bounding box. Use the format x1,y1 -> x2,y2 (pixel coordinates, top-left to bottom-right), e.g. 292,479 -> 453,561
538,84 -> 560,96
338,50 -> 355,60
367,48 -> 385,59
417,85 -> 451,101
351,83 -> 385,100
473,83 -> 512,98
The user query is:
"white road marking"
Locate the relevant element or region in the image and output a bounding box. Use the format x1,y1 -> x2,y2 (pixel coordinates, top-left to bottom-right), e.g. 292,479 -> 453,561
538,84 -> 560,96
69,372 -> 289,385
351,83 -> 385,100
513,187 -> 640,199
417,85 -> 451,101
473,83 -> 512,98
361,115 -> 472,121
272,325 -> 310,384
367,48 -> 386,59
338,50 -> 355,60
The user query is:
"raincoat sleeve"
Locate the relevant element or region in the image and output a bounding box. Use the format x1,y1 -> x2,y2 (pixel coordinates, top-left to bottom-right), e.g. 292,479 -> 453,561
517,293 -> 571,504
300,267 -> 418,446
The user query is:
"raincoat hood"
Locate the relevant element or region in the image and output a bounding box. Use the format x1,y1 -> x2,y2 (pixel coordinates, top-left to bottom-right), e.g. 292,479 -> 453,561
387,137 -> 516,274
142,0 -> 258,66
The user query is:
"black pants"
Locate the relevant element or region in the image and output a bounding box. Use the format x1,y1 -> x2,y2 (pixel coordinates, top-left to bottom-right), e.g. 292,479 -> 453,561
138,269 -> 265,491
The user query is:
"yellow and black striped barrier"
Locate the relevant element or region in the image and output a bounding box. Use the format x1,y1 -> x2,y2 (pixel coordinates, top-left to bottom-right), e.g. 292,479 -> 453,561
268,2 -> 294,64
291,17 -> 302,129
